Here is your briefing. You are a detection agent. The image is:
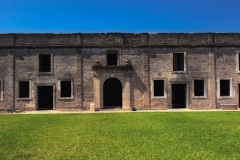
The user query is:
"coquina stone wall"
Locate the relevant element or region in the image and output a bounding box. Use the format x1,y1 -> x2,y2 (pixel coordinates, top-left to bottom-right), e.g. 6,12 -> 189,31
0,33 -> 239,112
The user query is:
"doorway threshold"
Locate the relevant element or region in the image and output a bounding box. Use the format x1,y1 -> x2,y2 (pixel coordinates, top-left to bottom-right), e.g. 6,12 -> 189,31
168,108 -> 190,112
24,110 -> 60,114
95,107 -> 122,112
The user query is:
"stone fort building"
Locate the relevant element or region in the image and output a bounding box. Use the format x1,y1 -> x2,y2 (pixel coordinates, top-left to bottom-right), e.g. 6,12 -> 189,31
0,33 -> 240,112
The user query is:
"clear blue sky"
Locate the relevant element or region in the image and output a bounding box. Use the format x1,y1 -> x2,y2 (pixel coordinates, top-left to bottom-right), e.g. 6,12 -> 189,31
0,0 -> 239,33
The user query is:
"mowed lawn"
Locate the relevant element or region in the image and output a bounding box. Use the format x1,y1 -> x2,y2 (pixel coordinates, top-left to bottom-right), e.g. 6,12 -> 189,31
0,112 -> 240,159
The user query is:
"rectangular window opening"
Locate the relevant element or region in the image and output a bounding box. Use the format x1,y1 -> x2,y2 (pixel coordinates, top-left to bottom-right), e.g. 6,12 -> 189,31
154,80 -> 164,96
39,54 -> 51,72
61,81 -> 71,98
238,53 -> 240,71
220,80 -> 230,96
194,80 -> 204,96
0,82 -> 2,100
19,81 -> 29,98
173,53 -> 184,71
107,54 -> 118,66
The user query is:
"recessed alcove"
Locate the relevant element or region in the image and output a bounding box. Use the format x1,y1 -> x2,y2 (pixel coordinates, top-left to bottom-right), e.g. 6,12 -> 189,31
93,65 -> 132,110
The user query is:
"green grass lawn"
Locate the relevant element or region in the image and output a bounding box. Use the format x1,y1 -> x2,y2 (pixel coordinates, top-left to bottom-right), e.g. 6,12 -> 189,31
0,112 -> 240,160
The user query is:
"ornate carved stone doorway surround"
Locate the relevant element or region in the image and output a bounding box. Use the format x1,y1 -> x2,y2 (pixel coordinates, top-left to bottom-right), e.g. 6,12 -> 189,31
93,59 -> 132,110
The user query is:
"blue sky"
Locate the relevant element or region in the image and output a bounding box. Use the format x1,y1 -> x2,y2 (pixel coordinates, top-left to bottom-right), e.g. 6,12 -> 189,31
0,0 -> 239,33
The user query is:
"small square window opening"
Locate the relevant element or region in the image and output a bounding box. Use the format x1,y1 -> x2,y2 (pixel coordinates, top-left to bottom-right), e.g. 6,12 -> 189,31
194,80 -> 204,96
220,80 -> 230,96
61,81 -> 72,98
238,53 -> 240,71
154,80 -> 164,97
107,54 -> 118,66
19,81 -> 29,98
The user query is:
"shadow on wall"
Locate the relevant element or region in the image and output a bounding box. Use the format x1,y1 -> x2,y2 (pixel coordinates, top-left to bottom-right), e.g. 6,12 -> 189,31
130,68 -> 147,110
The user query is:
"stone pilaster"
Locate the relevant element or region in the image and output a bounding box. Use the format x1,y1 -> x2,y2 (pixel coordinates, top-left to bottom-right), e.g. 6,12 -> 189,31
76,48 -> 83,109
122,73 -> 131,110
94,72 -> 101,109
209,51 -> 217,109
142,51 -> 150,109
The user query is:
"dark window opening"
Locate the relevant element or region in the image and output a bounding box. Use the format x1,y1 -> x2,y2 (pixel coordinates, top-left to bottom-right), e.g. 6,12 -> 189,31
61,81 -> 71,97
194,80 -> 204,96
38,86 -> 53,110
154,80 -> 164,96
238,53 -> 240,71
239,84 -> 240,108
0,82 -> 1,98
220,80 -> 230,96
39,54 -> 51,72
173,53 -> 184,71
19,81 -> 29,98
103,78 -> 122,107
172,84 -> 186,108
107,54 -> 118,66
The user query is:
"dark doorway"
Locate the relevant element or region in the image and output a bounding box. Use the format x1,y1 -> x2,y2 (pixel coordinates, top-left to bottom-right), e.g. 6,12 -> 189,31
103,78 -> 122,108
172,84 -> 186,108
38,86 -> 53,110
239,84 -> 240,109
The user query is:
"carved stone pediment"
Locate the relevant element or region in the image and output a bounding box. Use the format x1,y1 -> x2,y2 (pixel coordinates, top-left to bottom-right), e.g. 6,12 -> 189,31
93,64 -> 132,110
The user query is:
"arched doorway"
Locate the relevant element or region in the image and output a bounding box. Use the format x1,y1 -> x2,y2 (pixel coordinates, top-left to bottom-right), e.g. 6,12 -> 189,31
103,78 -> 122,108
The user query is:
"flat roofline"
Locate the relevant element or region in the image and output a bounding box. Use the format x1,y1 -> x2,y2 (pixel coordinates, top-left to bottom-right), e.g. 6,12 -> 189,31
1,33 -> 240,48
1,32 -> 240,34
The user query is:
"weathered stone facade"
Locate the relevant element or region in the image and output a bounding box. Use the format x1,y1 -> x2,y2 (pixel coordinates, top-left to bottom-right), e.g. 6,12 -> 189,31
0,33 -> 240,112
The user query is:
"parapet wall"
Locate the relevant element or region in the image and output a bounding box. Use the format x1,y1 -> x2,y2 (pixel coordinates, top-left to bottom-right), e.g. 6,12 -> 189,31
0,33 -> 240,48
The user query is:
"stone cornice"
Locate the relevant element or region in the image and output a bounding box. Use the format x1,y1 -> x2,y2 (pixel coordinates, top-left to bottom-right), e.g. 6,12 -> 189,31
0,33 -> 240,48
